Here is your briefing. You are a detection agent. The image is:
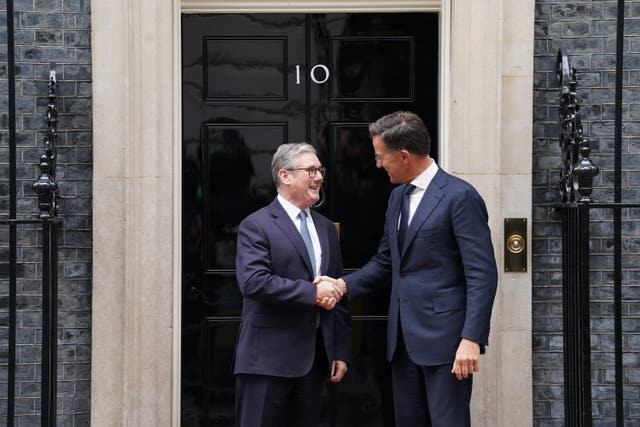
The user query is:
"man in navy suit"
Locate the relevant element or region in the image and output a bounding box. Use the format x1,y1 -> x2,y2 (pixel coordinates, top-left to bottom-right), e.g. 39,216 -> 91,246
320,111 -> 497,426
234,142 -> 350,427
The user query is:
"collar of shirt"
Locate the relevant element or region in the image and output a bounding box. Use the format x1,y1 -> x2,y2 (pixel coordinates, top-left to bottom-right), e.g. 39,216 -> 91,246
405,161 -> 439,225
277,194 -> 309,226
410,160 -> 439,192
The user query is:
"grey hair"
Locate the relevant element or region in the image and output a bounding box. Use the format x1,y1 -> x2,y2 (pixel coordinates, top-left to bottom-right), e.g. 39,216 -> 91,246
271,142 -> 317,187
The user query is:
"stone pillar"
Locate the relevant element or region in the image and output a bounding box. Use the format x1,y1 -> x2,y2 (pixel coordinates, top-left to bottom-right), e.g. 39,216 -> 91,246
498,1 -> 535,425
91,0 -> 179,424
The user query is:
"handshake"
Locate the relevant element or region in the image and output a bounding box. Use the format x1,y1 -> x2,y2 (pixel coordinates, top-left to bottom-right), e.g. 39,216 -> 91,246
313,276 -> 348,310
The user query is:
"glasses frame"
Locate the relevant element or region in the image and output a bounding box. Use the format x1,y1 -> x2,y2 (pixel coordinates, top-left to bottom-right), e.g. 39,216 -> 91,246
374,150 -> 400,165
286,167 -> 327,178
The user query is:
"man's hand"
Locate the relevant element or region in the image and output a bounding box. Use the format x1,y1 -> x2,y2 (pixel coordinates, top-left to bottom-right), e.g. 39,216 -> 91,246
330,360 -> 348,382
316,296 -> 336,310
451,338 -> 480,380
315,279 -> 342,310
314,276 -> 349,295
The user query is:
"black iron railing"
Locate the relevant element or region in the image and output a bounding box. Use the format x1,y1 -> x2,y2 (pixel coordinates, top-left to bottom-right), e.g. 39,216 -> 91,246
1,0 -> 62,421
555,49 -> 598,427
555,3 -> 628,424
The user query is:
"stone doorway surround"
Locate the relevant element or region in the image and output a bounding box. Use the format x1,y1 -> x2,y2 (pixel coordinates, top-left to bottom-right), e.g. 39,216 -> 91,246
91,0 -> 535,425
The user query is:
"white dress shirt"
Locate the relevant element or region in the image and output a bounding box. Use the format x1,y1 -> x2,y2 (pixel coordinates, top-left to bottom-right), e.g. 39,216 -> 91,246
277,195 -> 322,277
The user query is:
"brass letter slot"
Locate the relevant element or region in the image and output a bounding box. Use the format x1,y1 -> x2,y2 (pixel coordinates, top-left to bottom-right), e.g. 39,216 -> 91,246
504,218 -> 527,272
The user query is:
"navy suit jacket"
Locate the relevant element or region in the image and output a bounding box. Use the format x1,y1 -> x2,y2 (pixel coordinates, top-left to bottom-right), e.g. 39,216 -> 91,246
234,198 -> 350,377
345,168 -> 497,366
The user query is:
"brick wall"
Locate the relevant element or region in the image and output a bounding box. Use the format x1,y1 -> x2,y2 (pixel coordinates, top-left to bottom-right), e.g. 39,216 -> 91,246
0,0 -> 92,425
534,1 -> 640,425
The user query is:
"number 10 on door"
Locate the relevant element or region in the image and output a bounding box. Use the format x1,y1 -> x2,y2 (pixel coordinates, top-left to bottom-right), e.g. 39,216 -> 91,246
296,64 -> 330,85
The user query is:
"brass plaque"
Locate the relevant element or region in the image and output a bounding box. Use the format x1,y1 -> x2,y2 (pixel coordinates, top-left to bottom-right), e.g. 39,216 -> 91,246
504,218 -> 527,272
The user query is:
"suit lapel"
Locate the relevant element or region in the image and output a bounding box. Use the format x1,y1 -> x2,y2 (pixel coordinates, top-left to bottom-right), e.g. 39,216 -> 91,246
389,187 -> 403,258
269,200 -> 315,276
401,170 -> 447,256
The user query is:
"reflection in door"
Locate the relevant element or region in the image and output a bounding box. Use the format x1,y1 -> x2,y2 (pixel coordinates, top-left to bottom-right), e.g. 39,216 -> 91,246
182,13 -> 439,426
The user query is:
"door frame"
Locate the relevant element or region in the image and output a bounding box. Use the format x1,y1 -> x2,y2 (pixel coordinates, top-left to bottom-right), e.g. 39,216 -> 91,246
91,1 -> 534,426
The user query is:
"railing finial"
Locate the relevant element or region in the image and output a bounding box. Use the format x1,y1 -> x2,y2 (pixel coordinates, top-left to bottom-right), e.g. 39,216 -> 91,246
33,63 -> 59,219
557,49 -> 599,204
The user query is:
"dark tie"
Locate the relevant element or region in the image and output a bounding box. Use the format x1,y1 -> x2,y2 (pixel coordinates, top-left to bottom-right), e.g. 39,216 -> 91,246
299,210 -> 317,275
398,184 -> 415,251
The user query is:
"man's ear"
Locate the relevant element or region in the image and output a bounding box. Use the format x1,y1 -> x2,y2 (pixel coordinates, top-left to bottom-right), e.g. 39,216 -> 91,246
278,169 -> 290,185
400,149 -> 410,161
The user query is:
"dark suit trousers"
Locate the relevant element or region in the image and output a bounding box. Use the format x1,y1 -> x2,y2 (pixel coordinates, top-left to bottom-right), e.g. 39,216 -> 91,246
235,330 -> 328,427
391,324 -> 472,427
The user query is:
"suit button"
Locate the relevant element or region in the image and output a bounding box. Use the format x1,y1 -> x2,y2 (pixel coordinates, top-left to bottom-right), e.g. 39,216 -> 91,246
399,273 -> 405,278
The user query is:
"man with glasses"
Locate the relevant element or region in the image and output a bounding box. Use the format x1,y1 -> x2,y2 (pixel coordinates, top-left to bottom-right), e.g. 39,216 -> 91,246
234,142 -> 350,427
319,111 -> 498,427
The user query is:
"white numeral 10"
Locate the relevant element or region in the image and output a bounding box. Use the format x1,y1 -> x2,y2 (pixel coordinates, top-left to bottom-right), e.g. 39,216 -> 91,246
296,64 -> 330,85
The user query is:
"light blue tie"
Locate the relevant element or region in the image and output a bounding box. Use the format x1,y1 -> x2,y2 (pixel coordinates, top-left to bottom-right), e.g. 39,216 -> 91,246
299,210 -> 316,275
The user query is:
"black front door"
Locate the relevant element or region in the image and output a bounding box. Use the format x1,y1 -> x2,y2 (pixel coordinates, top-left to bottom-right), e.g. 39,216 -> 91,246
181,13 -> 439,426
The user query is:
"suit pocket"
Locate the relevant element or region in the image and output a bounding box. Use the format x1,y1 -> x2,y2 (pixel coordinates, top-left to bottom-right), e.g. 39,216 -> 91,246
416,224 -> 451,243
252,314 -> 290,328
415,226 -> 443,239
433,293 -> 466,313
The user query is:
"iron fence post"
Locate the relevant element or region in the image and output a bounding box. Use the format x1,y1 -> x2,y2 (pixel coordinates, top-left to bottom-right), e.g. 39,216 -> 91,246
557,49 -> 598,426
41,220 -> 58,427
560,205 -> 593,427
